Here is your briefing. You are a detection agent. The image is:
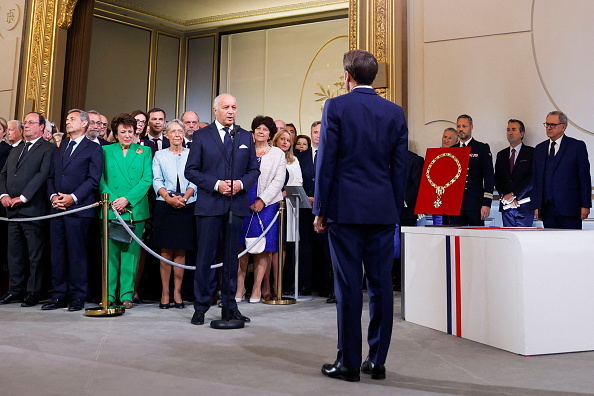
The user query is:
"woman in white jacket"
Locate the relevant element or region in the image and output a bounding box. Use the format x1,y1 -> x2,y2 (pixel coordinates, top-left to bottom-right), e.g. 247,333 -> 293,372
237,116 -> 286,303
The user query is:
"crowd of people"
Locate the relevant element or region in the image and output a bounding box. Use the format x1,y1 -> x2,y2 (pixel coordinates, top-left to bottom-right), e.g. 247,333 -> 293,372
0,101 -> 333,317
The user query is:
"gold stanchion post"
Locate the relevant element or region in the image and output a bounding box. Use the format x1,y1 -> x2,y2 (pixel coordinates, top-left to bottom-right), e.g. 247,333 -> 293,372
263,200 -> 295,305
85,193 -> 125,316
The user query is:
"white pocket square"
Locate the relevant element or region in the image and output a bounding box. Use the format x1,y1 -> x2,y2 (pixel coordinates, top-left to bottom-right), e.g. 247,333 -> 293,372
239,144 -> 248,149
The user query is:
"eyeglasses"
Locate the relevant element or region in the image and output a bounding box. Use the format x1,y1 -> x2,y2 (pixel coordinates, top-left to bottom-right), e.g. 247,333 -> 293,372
543,122 -> 564,128
22,121 -> 40,126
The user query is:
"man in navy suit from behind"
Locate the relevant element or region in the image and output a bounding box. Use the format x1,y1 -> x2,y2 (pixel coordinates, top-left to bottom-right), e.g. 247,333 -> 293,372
494,119 -> 535,227
532,110 -> 591,229
314,50 -> 408,382
185,94 -> 259,326
43,109 -> 103,311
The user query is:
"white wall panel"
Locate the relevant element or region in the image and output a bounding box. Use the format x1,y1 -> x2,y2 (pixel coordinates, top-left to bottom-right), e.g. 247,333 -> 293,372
220,18 -> 348,134
424,0 -> 532,42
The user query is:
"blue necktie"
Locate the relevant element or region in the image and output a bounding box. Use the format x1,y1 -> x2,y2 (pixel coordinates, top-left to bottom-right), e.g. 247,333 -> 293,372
63,140 -> 76,166
548,141 -> 556,159
223,127 -> 232,159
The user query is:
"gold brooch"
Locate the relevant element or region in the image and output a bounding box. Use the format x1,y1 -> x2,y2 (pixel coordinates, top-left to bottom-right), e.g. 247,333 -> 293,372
425,153 -> 462,208
136,148 -> 143,155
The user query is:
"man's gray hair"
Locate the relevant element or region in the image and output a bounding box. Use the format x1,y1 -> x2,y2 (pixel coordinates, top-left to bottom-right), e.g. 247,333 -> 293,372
548,110 -> 568,125
213,94 -> 236,110
9,120 -> 23,131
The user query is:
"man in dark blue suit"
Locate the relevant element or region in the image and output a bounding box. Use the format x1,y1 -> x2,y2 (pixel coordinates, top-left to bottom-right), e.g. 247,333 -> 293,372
185,94 -> 260,326
494,119 -> 535,227
451,115 -> 495,226
314,50 -> 408,382
532,111 -> 591,229
43,109 -> 103,311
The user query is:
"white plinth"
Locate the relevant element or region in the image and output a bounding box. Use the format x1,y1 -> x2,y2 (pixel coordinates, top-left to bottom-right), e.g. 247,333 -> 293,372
402,226 -> 594,356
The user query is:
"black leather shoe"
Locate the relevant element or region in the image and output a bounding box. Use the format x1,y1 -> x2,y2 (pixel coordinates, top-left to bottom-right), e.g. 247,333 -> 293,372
361,356 -> 386,380
227,308 -> 250,322
326,293 -> 336,304
191,310 -> 205,325
42,298 -> 68,310
321,361 -> 360,382
0,292 -> 24,305
21,293 -> 40,307
68,298 -> 85,311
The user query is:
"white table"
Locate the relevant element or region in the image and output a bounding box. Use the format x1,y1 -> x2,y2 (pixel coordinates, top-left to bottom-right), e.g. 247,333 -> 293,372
402,226 -> 594,355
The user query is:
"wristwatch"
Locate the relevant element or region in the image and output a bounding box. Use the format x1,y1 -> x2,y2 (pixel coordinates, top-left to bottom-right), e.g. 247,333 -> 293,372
182,197 -> 188,202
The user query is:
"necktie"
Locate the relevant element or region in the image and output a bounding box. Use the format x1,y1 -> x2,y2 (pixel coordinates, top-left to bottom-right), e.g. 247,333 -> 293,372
313,149 -> 318,175
62,140 -> 76,166
17,142 -> 32,166
549,141 -> 556,159
509,148 -> 516,173
223,127 -> 232,159
152,138 -> 160,151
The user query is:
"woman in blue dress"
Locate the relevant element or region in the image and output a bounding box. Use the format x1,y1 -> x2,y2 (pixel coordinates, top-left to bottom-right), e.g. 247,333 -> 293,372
237,116 -> 286,303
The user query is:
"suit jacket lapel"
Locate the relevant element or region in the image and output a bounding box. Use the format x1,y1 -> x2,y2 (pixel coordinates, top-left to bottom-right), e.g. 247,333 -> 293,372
63,138 -> 88,168
16,140 -> 42,171
209,125 -> 227,160
110,145 -> 129,182
126,144 -> 143,172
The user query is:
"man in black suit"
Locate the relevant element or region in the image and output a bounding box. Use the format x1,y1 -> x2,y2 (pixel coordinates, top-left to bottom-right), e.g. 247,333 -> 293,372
86,110 -> 110,146
42,109 -> 103,311
532,111 -> 591,229
450,114 -> 495,226
143,108 -> 170,154
182,110 -> 200,148
494,119 -> 535,227
295,121 -> 332,298
184,94 -> 260,326
402,151 -> 424,226
0,123 -> 12,286
7,120 -> 23,147
0,112 -> 55,306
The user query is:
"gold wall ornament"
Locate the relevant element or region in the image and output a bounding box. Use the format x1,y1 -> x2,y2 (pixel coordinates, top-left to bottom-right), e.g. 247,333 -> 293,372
314,75 -> 348,111
374,0 -> 387,63
58,0 -> 78,29
425,153 -> 462,208
26,0 -> 58,115
21,0 -> 68,121
348,0 -> 406,107
348,0 -> 357,50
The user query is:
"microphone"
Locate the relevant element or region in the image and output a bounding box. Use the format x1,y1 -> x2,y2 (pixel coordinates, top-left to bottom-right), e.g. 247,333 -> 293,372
230,125 -> 240,137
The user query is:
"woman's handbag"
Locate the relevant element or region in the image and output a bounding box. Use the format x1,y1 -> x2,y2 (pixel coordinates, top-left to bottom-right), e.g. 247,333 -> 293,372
108,209 -> 136,244
245,213 -> 266,254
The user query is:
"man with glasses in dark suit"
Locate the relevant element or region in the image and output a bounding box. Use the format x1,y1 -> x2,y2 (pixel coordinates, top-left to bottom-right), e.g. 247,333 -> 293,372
0,112 -> 55,307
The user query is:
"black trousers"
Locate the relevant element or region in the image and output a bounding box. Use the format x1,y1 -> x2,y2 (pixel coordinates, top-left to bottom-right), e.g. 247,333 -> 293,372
7,218 -> 47,294
193,214 -> 243,313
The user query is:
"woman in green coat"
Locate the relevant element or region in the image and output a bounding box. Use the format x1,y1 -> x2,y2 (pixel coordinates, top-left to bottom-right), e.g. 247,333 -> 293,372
99,113 -> 153,308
